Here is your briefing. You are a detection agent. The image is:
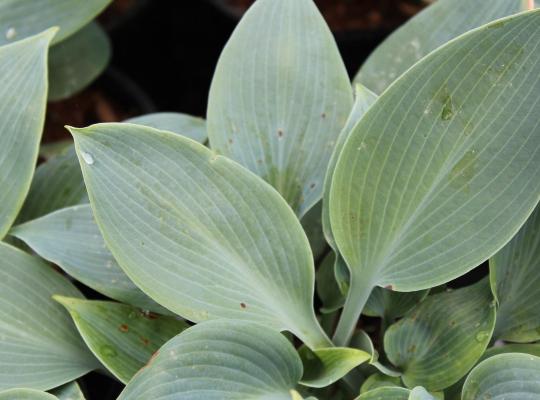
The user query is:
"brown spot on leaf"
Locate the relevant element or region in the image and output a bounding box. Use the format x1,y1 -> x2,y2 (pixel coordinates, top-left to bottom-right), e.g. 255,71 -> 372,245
141,337 -> 150,346
277,129 -> 284,138
240,302 -> 247,309
385,285 -> 394,290
119,324 -> 129,333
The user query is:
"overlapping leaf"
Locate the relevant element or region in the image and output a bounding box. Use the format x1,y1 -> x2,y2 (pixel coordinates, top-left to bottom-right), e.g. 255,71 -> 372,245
0,389 -> 58,400
126,113 -> 207,144
118,321 -> 303,400
71,123 -> 330,348
354,0 -> 523,93
0,242 -> 98,390
11,205 -> 164,313
49,22 -> 111,101
50,382 -> 85,400
207,0 -> 353,216
490,206 -> 540,342
384,280 -> 496,391
0,0 -> 112,46
55,297 -> 188,383
331,10 -> 540,344
0,30 -> 54,238
462,353 -> 540,399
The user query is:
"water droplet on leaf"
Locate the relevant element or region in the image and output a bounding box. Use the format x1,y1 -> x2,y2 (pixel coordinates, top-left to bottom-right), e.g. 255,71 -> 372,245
81,151 -> 94,165
475,331 -> 490,342
5,27 -> 16,40
101,345 -> 117,357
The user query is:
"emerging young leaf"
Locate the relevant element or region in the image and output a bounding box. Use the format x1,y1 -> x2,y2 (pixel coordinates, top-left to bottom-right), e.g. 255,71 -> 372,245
54,297 -> 188,384
0,30 -> 54,238
207,0 -> 353,217
118,320 -> 303,400
0,242 -> 98,391
48,22 -> 111,101
0,0 -> 112,46
299,346 -> 370,388
384,280 -> 496,391
126,113 -> 207,144
461,353 -> 540,399
331,10 -> 540,345
71,123 -> 330,348
490,206 -> 540,342
355,0 -> 523,93
11,205 -> 165,313
0,389 -> 58,400
17,146 -> 87,223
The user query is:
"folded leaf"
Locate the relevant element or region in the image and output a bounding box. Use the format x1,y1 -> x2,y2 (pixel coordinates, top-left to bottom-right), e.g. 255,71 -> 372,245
363,287 -> 428,321
55,297 -> 188,383
0,30 -> 54,238
299,346 -> 370,388
48,22 -> 111,101
11,205 -> 165,313
0,242 -> 98,391
462,353 -> 540,399
490,206 -> 540,342
118,321 -> 303,400
70,123 -> 330,349
49,382 -> 85,400
384,280 -> 496,391
207,0 -> 353,217
126,113 -> 207,144
331,10 -> 540,345
355,0 -> 523,93
0,0 -> 112,46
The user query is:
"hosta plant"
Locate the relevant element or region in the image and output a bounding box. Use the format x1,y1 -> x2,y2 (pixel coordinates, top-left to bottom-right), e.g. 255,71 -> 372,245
1,0 -> 540,399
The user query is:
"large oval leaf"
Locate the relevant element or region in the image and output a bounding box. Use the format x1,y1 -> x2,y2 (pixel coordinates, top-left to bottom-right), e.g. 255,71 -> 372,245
354,0 -> 523,93
11,204 -> 164,313
0,0 -> 111,46
384,280 -> 496,391
207,0 -> 352,217
48,22 -> 111,101
490,206 -> 540,342
118,320 -> 303,400
54,297 -> 188,383
462,353 -> 540,399
330,10 -> 540,344
70,123 -> 330,349
0,30 -> 54,238
0,242 -> 98,390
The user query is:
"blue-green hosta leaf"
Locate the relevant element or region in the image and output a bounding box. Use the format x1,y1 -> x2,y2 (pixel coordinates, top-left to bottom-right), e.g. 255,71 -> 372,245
331,10 -> 540,345
0,30 -> 54,238
355,0 -> 523,93
363,287 -> 428,321
11,205 -> 165,313
49,382 -> 85,400
207,0 -> 353,217
360,374 -> 401,394
445,344 -> 540,400
301,202 -> 327,262
17,146 -> 86,223
462,353 -> 540,399
490,206 -> 540,342
299,346 -> 370,388
322,84 -> 378,253
48,22 -> 111,101
126,113 -> 207,144
118,320 -> 303,400
70,123 -> 331,349
0,0 -> 112,46
0,243 -> 98,391
316,252 -> 345,313
54,297 -> 188,384
0,389 -> 58,400
356,387 -> 410,400
384,280 -> 496,391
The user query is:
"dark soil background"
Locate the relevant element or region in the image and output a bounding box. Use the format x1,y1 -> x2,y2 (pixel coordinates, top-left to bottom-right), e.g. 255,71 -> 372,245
49,0 -> 487,397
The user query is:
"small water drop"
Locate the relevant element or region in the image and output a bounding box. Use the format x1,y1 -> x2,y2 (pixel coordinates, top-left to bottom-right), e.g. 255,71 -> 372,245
475,331 -> 490,342
5,27 -> 16,40
101,345 -> 117,357
81,151 -> 94,165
